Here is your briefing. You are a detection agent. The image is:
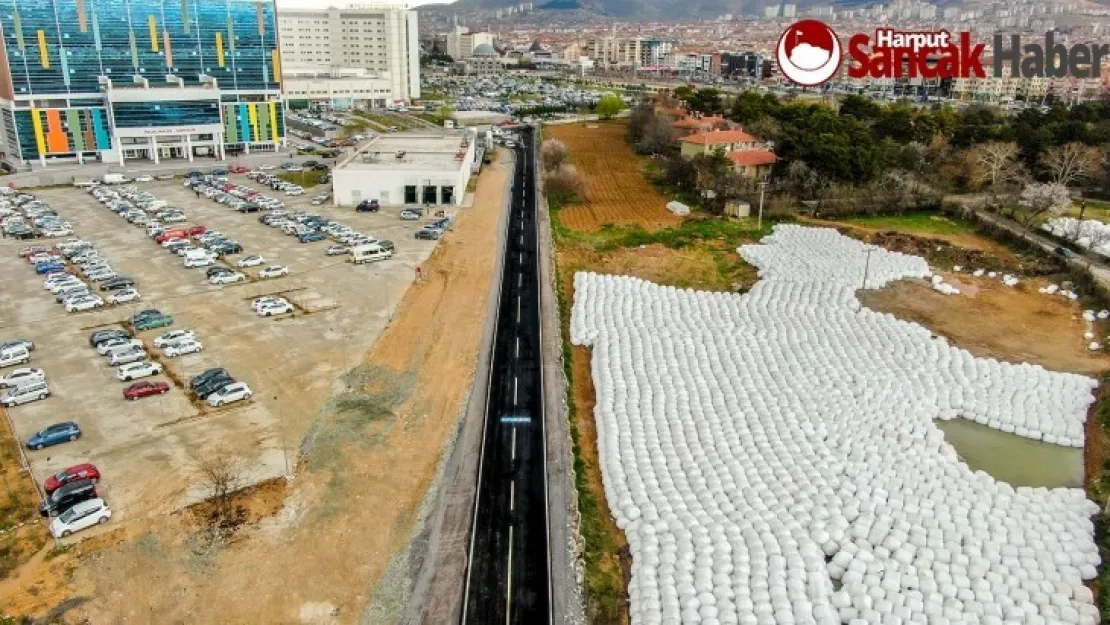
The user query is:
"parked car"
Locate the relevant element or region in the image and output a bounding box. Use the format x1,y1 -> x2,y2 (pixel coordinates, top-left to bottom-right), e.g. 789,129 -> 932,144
257,301 -> 293,317
164,340 -> 202,357
400,209 -> 420,221
50,498 -> 111,537
124,380 -> 170,400
65,296 -> 105,313
26,421 -> 80,450
415,227 -> 442,240
133,312 -> 174,331
251,296 -> 287,312
1,380 -> 49,406
299,232 -> 325,243
1,339 -> 35,352
99,277 -> 135,292
326,245 -> 347,256
40,479 -> 98,518
96,337 -> 143,356
195,374 -> 235,400
206,382 -> 252,407
107,288 -> 141,304
258,265 -> 289,279
0,367 -> 44,388
209,272 -> 245,285
153,329 -> 196,348
44,463 -> 101,494
356,199 -> 380,213
0,345 -> 31,369
116,360 -> 164,381
108,347 -> 147,366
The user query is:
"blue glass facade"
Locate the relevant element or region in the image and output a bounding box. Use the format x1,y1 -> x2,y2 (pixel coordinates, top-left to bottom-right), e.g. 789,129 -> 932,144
112,99 -> 221,128
0,0 -> 280,95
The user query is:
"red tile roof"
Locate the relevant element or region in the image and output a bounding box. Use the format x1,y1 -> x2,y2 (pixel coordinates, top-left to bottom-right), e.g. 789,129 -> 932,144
673,115 -> 728,129
681,129 -> 757,145
728,149 -> 778,167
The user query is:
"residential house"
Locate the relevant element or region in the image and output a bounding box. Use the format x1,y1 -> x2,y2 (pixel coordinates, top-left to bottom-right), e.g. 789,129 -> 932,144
672,115 -> 730,137
728,149 -> 778,179
679,129 -> 778,178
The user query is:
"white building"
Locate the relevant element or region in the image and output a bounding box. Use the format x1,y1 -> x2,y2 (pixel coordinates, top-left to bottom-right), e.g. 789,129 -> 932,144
333,132 -> 479,207
281,66 -> 398,109
446,26 -> 495,60
277,5 -> 420,106
782,4 -> 797,17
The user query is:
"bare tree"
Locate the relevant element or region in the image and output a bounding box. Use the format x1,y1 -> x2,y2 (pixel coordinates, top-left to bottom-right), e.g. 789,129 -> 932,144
540,138 -> 568,171
966,141 -> 1019,190
1042,142 -> 1102,186
196,451 -> 247,542
636,114 -> 676,155
544,164 -> 587,205
1016,182 -> 1072,226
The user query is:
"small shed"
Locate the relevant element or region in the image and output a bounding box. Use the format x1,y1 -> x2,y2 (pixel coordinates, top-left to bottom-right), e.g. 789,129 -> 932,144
724,200 -> 751,218
667,200 -> 690,216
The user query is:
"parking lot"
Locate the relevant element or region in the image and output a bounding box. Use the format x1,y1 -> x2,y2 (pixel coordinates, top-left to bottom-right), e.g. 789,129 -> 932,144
0,176 -> 442,532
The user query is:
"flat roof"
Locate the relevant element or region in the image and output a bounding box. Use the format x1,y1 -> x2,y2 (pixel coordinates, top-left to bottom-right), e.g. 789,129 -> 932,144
338,133 -> 472,172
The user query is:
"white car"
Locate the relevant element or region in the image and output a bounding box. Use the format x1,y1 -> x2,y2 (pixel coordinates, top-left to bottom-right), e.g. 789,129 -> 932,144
50,498 -> 111,538
251,296 -> 287,312
97,337 -> 143,355
257,301 -> 294,317
206,382 -> 252,407
258,265 -> 289,279
42,227 -> 72,238
161,213 -> 187,224
209,271 -> 246,285
65,296 -> 104,312
107,288 -> 140,304
0,367 -> 45,388
259,164 -> 277,171
286,188 -> 305,196
163,339 -> 202,357
153,329 -> 196,348
326,245 -> 347,256
45,276 -> 81,291
116,360 -> 163,381
134,175 -> 153,182
160,237 -> 187,248
236,255 -> 264,268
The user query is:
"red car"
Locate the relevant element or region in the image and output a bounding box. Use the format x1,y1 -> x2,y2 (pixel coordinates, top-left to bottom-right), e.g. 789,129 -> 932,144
229,165 -> 250,174
44,463 -> 101,494
155,229 -> 187,243
18,245 -> 48,258
123,380 -> 170,400
185,225 -> 207,237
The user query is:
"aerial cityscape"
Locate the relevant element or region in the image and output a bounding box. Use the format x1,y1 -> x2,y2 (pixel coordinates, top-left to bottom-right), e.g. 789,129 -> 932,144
0,0 -> 1109,624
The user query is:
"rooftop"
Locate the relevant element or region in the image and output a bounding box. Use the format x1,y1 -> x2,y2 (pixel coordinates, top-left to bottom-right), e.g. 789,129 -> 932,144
681,129 -> 757,145
728,149 -> 778,166
339,133 -> 473,172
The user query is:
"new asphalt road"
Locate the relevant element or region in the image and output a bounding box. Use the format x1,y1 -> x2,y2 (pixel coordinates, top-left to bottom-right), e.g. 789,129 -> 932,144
461,127 -> 551,625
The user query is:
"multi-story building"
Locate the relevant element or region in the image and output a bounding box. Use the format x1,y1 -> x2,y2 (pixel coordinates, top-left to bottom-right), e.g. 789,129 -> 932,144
277,5 -> 419,107
586,37 -> 676,70
0,0 -> 284,168
446,25 -> 493,60
721,52 -> 766,79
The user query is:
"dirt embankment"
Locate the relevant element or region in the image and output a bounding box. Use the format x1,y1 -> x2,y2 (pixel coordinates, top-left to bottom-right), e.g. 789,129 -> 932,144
0,154 -> 512,624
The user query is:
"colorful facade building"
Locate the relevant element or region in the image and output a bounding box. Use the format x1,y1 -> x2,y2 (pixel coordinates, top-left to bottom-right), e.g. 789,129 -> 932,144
0,0 -> 285,168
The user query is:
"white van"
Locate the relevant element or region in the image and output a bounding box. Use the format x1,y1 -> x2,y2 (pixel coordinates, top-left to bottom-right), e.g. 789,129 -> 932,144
350,244 -> 393,264
0,380 -> 49,406
0,346 -> 30,368
183,250 -> 216,268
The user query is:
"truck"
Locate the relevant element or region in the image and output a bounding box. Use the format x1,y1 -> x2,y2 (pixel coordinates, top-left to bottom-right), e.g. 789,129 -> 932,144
349,243 -> 393,264
102,173 -> 131,185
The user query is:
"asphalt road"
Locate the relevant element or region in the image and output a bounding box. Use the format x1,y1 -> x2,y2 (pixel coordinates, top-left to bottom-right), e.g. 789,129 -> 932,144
461,127 -> 551,625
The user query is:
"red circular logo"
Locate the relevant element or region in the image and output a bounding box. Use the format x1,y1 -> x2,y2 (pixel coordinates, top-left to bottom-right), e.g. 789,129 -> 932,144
776,20 -> 842,86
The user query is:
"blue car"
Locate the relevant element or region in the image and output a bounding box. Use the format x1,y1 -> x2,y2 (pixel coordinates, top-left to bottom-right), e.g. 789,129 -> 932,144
27,421 -> 81,450
299,231 -> 325,243
35,262 -> 65,275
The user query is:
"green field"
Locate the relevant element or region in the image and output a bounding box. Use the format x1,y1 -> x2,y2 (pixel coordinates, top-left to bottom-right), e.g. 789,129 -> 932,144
279,169 -> 328,188
838,211 -> 976,236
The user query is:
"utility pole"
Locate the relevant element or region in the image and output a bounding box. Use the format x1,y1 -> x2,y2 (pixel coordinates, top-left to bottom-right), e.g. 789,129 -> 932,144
862,246 -> 874,290
757,180 -> 768,231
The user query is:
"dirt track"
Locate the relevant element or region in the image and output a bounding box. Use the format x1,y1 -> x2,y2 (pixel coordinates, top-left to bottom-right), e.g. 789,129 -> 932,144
0,153 -> 511,624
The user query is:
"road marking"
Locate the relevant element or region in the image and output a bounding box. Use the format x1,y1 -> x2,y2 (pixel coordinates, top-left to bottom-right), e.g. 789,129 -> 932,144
518,272 -> 522,288
506,526 -> 514,625
511,426 -> 517,461
519,234 -> 523,246
510,480 -> 516,511
516,296 -> 521,323
515,336 -> 520,359
518,252 -> 522,265
513,376 -> 518,405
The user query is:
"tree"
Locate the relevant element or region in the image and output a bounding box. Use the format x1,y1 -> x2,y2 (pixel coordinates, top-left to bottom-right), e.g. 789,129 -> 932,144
433,104 -> 456,124
662,155 -> 698,191
195,451 -> 247,546
544,164 -> 587,205
1042,141 -> 1102,186
686,88 -> 723,115
595,94 -> 625,120
627,102 -> 654,145
636,114 -> 676,155
541,138 -> 568,171
966,141 -> 1020,191
783,160 -> 827,201
1015,182 -> 1071,226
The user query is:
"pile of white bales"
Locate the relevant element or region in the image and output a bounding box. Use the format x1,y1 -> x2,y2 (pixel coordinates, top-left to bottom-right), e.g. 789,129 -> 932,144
570,225 -> 1099,625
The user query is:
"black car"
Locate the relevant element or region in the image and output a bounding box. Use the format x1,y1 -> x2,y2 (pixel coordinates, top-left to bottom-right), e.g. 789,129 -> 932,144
356,199 -> 380,213
312,164 -> 329,171
303,160 -> 319,168
89,328 -> 131,346
196,375 -> 235,399
206,266 -> 234,278
211,168 -> 228,176
39,478 -> 97,517
237,203 -> 262,213
211,243 -> 243,255
99,277 -> 135,291
376,240 -> 395,253
8,226 -> 37,239
189,367 -> 228,391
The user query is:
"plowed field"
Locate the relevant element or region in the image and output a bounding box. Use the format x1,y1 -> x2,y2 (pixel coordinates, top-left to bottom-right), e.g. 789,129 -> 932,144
546,122 -> 682,232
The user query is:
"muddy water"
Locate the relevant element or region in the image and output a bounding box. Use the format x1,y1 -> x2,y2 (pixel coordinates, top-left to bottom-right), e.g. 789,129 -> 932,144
935,418 -> 1085,488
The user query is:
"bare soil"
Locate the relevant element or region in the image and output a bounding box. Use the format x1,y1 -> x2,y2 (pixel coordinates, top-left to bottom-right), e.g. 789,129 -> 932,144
546,123 -> 683,232
860,277 -> 1110,375
0,153 -> 510,624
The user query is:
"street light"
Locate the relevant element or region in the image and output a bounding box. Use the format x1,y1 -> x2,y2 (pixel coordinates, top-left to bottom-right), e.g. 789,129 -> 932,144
757,180 -> 769,231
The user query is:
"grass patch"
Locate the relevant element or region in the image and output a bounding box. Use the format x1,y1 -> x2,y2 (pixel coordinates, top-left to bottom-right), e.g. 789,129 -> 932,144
838,211 -> 976,236
0,408 -> 48,580
278,169 -> 328,189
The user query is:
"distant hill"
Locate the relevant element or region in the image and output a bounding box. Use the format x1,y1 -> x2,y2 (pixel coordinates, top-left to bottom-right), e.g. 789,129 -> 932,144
437,0 -> 757,19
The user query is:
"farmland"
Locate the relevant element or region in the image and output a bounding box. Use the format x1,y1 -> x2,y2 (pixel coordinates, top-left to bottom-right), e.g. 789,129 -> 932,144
545,122 -> 683,232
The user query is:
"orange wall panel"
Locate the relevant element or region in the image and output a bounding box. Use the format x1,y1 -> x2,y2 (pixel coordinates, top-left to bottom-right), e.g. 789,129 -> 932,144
45,109 -> 68,153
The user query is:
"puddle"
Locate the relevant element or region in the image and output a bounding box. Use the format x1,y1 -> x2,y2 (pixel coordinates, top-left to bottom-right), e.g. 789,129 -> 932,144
935,418 -> 1084,488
